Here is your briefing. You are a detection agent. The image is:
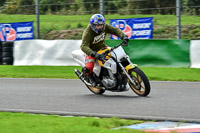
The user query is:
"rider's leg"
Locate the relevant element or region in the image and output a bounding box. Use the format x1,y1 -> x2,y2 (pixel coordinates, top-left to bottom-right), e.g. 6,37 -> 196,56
85,55 -> 96,86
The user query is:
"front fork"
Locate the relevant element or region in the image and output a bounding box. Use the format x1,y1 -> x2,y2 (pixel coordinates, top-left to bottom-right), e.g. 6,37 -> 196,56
118,62 -> 137,88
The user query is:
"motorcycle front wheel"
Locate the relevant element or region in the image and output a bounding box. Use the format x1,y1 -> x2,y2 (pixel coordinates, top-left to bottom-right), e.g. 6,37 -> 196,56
128,67 -> 151,96
86,85 -> 105,95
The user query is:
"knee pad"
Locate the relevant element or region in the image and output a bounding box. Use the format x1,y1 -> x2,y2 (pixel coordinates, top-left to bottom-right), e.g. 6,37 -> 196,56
85,62 -> 94,75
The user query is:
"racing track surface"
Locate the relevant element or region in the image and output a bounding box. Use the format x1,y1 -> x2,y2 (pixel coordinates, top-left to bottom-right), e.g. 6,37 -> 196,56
0,78 -> 200,123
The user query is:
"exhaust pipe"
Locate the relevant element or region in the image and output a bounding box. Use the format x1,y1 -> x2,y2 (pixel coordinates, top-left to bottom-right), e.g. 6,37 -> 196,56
74,69 -> 91,86
74,69 -> 81,77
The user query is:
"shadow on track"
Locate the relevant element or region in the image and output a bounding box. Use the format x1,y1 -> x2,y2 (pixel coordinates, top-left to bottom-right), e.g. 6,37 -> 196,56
83,94 -> 151,99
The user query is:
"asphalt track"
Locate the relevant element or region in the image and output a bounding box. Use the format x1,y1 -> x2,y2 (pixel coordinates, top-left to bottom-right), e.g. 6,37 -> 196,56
0,78 -> 200,123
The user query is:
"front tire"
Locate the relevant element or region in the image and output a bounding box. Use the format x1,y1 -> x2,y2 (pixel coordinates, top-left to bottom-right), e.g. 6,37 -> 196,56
128,67 -> 150,96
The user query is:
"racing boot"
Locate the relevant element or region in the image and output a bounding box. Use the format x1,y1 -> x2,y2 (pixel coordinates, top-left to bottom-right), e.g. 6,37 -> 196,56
82,67 -> 89,75
82,67 -> 97,87
88,75 -> 97,87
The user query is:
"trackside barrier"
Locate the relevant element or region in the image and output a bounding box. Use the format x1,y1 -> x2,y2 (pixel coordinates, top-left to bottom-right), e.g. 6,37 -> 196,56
106,40 -> 190,67
13,39 -> 196,68
14,40 -> 81,66
190,40 -> 200,68
0,41 -> 14,65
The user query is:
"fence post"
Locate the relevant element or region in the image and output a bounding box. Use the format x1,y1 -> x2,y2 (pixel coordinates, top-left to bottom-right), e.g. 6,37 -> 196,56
35,0 -> 40,39
176,0 -> 181,39
100,0 -> 104,15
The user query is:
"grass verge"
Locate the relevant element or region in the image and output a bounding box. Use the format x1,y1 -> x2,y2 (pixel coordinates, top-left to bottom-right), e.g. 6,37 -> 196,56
1,14 -> 200,27
0,65 -> 199,82
1,14 -> 200,39
0,112 -> 144,133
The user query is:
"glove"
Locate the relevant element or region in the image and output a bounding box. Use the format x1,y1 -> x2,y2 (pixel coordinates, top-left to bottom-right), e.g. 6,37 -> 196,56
90,51 -> 104,61
121,35 -> 129,46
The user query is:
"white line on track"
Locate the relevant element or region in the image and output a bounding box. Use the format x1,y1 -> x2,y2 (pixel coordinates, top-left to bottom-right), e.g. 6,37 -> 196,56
1,108 -> 200,123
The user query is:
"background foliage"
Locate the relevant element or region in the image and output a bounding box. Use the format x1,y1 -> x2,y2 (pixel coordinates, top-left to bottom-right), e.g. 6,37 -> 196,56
1,0 -> 200,40
0,0 -> 200,15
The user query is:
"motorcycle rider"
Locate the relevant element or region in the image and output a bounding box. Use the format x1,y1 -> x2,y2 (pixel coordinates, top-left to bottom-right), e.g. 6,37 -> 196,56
80,14 -> 129,86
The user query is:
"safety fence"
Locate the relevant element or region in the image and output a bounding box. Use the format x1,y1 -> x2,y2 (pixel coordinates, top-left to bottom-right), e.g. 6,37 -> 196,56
1,0 -> 200,40
0,40 -> 199,68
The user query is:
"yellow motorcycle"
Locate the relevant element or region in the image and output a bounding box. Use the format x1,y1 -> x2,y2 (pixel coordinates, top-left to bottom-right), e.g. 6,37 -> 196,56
72,42 -> 150,96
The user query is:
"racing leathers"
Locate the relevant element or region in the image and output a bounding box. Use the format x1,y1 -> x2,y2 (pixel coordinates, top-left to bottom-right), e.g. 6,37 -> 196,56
80,23 -> 126,75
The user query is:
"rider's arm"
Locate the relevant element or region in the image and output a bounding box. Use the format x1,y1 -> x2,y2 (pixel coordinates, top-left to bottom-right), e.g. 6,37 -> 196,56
80,28 -> 93,56
105,23 -> 125,39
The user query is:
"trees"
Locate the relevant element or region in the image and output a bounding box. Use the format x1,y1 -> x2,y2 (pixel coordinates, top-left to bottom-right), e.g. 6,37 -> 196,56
2,0 -> 18,14
83,0 -> 99,14
17,0 -> 35,14
0,0 -> 200,15
127,0 -> 175,15
0,0 -> 6,6
187,0 -> 200,15
40,0 -> 64,14
138,0 -> 157,14
158,0 -> 176,15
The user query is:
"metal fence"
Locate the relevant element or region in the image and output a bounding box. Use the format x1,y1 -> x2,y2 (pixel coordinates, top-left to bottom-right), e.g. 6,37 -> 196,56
1,0 -> 200,40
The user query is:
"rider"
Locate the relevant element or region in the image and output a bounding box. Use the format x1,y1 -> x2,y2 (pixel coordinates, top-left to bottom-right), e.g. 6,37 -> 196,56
80,14 -> 129,86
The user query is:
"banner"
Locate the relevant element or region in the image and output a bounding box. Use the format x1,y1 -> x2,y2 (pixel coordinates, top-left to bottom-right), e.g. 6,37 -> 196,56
110,17 -> 153,39
0,22 -> 34,41
106,39 -> 190,67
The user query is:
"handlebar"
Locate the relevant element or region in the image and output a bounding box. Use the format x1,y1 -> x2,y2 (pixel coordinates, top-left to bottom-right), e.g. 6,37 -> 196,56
111,42 -> 130,51
100,42 -> 130,58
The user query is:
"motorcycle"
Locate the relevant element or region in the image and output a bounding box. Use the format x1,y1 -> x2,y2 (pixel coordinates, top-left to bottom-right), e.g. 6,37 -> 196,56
72,42 -> 151,96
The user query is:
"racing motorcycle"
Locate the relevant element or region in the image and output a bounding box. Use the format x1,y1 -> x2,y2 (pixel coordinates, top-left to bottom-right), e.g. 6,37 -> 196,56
72,42 -> 150,96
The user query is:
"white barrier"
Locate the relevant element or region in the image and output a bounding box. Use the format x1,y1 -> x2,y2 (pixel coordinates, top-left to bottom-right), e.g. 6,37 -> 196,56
14,40 -> 81,66
13,39 -> 200,68
190,40 -> 200,68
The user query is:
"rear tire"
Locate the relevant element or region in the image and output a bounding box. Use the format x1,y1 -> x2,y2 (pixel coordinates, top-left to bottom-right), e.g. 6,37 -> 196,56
128,67 -> 150,96
74,68 -> 105,95
85,85 -> 105,95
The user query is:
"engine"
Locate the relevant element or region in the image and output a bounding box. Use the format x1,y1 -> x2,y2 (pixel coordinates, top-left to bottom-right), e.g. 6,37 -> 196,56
101,70 -> 116,89
102,76 -> 116,88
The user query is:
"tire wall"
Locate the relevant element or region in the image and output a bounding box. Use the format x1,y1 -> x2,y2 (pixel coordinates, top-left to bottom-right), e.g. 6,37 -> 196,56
0,41 -> 14,65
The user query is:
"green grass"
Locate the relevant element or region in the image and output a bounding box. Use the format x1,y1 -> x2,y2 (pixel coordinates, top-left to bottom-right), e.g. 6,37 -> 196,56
1,14 -> 200,36
0,65 -> 200,82
0,112 -> 144,133
0,65 -> 77,79
2,14 -> 200,26
141,67 -> 200,82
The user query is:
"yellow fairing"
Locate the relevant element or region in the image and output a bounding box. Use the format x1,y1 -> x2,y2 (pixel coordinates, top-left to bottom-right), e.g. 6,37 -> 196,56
125,64 -> 137,72
97,47 -> 111,67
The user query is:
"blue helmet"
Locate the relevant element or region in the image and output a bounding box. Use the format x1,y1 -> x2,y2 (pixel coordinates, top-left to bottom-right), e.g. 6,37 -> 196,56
90,14 -> 105,34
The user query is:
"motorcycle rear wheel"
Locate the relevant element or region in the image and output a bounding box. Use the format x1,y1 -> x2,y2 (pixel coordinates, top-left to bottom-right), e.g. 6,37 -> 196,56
86,85 -> 105,95
128,67 -> 150,96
